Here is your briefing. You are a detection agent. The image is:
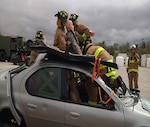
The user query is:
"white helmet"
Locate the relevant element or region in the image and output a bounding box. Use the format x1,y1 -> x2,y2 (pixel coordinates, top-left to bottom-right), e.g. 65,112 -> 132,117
89,30 -> 95,36
130,44 -> 136,49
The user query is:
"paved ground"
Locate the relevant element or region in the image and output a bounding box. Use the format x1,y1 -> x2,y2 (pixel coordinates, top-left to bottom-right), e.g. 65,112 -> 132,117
0,62 -> 150,101
116,66 -> 150,101
0,62 -> 18,69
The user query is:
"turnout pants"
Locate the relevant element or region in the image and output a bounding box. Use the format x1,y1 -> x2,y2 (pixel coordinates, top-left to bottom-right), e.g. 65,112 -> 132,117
128,72 -> 138,89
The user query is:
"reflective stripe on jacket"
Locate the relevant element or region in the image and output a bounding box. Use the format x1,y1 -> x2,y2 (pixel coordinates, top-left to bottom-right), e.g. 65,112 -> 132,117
94,47 -> 116,78
129,59 -> 139,64
74,22 -> 91,43
128,59 -> 139,73
128,68 -> 138,73
127,53 -> 140,73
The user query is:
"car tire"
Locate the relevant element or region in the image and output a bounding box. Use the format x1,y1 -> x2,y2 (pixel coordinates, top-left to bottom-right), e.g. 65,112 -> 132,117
0,51 -> 7,61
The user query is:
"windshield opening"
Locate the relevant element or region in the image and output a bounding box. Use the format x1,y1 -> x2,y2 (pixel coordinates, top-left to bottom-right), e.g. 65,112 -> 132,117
96,77 -> 138,107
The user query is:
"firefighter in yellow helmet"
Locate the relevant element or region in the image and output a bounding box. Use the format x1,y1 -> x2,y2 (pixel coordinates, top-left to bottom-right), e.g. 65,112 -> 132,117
53,10 -> 68,51
81,41 -> 118,104
127,45 -> 140,90
69,14 -> 116,104
69,13 -> 92,50
29,31 -> 46,65
54,11 -> 82,102
65,20 -> 82,102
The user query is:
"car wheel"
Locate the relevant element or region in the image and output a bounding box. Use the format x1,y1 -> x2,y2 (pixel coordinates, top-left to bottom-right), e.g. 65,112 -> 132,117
0,51 -> 7,61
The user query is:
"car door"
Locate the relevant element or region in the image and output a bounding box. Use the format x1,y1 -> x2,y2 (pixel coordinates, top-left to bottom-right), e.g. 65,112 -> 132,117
65,69 -> 125,127
20,67 -> 66,127
66,103 -> 125,127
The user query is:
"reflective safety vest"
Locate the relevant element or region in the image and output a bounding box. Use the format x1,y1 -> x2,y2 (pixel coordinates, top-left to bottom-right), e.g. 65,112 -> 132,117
127,59 -> 139,73
129,59 -> 139,64
128,68 -> 138,73
94,47 -> 116,78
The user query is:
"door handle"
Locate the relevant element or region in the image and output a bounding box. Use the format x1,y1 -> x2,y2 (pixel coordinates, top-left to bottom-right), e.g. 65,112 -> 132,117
27,104 -> 37,110
70,112 -> 80,119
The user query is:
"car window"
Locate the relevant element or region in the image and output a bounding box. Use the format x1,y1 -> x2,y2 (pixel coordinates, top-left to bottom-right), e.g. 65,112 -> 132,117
26,67 -> 62,100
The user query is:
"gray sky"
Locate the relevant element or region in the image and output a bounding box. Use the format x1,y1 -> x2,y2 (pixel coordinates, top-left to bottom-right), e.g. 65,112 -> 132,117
0,0 -> 150,45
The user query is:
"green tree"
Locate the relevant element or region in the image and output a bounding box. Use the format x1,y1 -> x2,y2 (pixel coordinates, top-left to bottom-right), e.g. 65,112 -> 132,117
96,41 -> 106,48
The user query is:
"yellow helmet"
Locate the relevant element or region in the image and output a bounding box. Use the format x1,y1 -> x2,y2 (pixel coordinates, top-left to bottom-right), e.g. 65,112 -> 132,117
35,31 -> 43,39
55,10 -> 68,20
69,13 -> 79,22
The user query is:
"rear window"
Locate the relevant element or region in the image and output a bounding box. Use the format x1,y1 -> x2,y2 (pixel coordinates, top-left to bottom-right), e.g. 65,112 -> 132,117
25,67 -> 62,100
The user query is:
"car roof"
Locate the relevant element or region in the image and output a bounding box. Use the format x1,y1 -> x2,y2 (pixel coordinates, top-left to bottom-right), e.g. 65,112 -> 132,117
31,45 -> 95,71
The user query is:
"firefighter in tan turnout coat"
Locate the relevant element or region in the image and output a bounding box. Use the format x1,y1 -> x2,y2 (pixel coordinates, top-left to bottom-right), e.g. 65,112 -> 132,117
82,42 -> 117,104
127,44 -> 140,90
69,13 -> 92,48
53,10 -> 68,51
69,13 -> 117,104
54,11 -> 82,102
29,31 -> 46,65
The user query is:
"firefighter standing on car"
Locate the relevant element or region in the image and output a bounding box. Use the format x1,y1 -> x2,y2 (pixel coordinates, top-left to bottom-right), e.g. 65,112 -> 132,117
69,13 -> 118,104
65,19 -> 82,102
81,42 -> 118,104
53,10 -> 68,51
29,31 -> 46,65
127,45 -> 140,90
69,13 -> 92,50
69,13 -> 95,104
68,14 -> 116,88
54,11 -> 81,102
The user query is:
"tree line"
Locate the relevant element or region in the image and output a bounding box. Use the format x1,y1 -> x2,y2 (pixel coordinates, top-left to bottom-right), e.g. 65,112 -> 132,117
95,40 -> 150,58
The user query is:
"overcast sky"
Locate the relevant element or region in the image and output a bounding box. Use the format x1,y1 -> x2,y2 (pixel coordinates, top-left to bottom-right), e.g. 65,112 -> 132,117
0,0 -> 150,45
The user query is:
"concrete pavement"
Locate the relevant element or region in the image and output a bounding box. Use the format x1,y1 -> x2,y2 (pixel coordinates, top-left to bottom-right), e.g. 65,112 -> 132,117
0,62 -> 18,69
116,66 -> 150,101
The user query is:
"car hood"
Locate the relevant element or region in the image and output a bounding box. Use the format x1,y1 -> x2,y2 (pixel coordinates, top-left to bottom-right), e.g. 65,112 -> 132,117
124,97 -> 150,127
141,98 -> 150,113
133,98 -> 150,116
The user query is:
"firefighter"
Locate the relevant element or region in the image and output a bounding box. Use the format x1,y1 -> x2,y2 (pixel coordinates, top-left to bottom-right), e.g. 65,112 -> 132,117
68,14 -> 95,104
29,31 -> 46,65
69,13 -> 92,51
65,20 -> 83,102
54,11 -> 81,102
83,42 -> 118,103
85,42 -> 117,87
53,10 -> 68,51
127,45 -> 140,90
69,13 -> 117,104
